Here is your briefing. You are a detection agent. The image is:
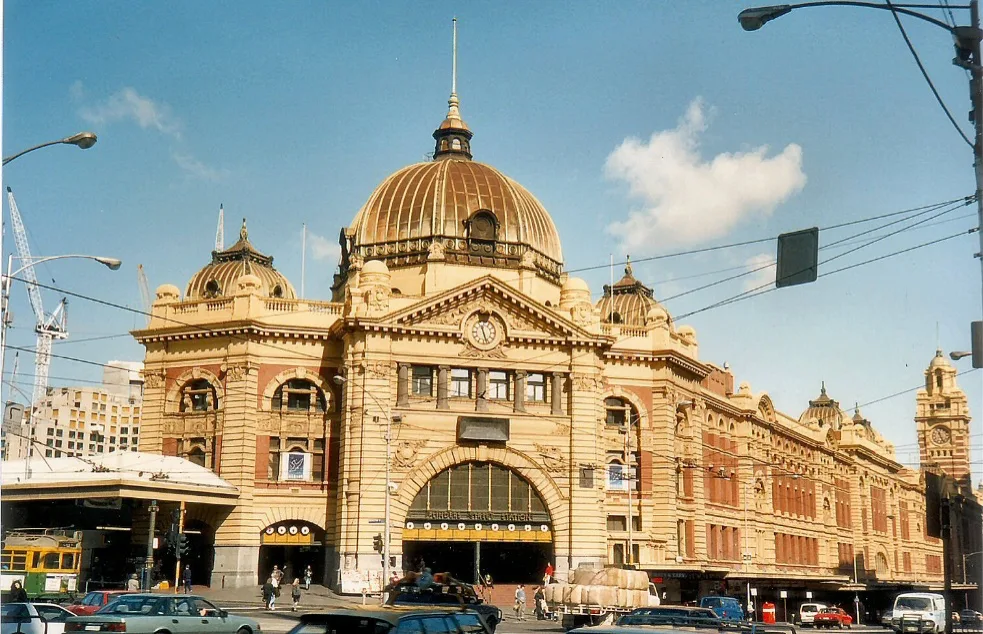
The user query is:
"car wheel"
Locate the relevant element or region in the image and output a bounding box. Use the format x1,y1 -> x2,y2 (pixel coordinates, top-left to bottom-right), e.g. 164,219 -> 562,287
485,618 -> 497,633
236,627 -> 252,634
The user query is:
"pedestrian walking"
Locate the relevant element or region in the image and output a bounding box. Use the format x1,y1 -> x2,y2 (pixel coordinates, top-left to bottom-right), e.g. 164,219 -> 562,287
514,584 -> 526,621
291,578 -> 301,611
182,564 -> 192,593
543,563 -> 554,585
127,573 -> 140,591
262,577 -> 276,610
533,586 -> 546,620
9,581 -> 27,602
304,565 -> 312,590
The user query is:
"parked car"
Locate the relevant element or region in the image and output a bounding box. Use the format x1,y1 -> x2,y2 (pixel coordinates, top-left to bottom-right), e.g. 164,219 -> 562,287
67,591 -> 135,616
959,610 -> 983,625
699,596 -> 744,621
385,576 -> 501,633
285,607 -> 491,634
892,592 -> 946,633
799,603 -> 828,627
618,606 -> 721,627
65,594 -> 260,634
2,603 -> 76,634
813,607 -> 852,629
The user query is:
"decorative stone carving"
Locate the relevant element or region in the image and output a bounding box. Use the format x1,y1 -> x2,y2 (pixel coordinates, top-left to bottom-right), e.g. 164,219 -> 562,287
570,373 -> 602,392
365,285 -> 390,314
429,303 -> 474,327
553,422 -> 571,437
225,364 -> 250,382
501,306 -> 538,332
520,249 -> 536,268
459,340 -> 507,359
257,415 -> 279,432
535,444 -> 567,474
570,301 -> 592,327
143,370 -> 165,389
427,240 -> 446,261
362,361 -> 392,380
392,440 -> 427,470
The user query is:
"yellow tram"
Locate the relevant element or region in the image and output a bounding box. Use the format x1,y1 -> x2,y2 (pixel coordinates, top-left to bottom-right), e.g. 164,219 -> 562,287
1,529 -> 82,599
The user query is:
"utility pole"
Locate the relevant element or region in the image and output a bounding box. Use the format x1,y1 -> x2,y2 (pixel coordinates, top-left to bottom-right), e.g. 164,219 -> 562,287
969,0 -> 983,325
943,493 -> 954,634
144,500 -> 158,591
622,415 -> 633,566
173,500 -> 185,593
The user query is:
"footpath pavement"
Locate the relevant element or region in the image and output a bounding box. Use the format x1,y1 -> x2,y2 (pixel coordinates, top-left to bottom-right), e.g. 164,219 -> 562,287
183,584 -> 362,610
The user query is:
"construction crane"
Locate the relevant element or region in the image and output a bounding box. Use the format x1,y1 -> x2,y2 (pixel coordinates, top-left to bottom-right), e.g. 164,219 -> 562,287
5,188 -> 69,413
215,203 -> 224,251
137,264 -> 152,325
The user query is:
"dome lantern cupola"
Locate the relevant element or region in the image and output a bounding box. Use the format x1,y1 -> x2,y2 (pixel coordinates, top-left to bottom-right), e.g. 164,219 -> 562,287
433,17 -> 473,161
596,256 -> 661,326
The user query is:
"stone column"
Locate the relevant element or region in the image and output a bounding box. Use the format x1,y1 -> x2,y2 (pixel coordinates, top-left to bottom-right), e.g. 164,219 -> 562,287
513,371 -> 527,413
437,366 -> 449,410
551,372 -> 565,415
476,369 -> 488,412
396,363 -> 409,407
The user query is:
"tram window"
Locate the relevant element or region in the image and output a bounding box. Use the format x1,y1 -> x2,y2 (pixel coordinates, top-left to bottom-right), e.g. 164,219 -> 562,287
43,552 -> 60,569
32,552 -> 41,568
10,554 -> 27,571
62,553 -> 75,569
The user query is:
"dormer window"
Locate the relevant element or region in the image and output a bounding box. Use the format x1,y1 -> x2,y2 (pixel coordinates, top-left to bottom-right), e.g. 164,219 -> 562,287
467,211 -> 497,242
272,285 -> 284,298
204,280 -> 221,298
181,379 -> 218,412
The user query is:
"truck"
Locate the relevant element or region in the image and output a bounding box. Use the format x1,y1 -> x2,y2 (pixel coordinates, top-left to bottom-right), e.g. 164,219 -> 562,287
545,566 -> 660,630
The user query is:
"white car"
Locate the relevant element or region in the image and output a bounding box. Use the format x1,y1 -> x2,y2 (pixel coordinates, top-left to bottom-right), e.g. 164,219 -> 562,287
800,603 -> 828,627
1,603 -> 75,634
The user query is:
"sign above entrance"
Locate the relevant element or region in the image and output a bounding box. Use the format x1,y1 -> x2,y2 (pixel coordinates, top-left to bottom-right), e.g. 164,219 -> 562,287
457,417 -> 509,442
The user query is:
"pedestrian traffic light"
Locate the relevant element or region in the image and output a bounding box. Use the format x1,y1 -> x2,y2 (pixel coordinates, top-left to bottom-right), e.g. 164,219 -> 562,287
178,533 -> 190,557
372,533 -> 383,553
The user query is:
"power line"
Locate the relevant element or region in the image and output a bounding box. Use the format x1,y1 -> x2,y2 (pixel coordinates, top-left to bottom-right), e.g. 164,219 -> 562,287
885,0 -> 974,147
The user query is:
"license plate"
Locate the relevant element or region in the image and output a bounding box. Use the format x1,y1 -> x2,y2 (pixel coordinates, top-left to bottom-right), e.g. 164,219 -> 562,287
84,626 -> 101,631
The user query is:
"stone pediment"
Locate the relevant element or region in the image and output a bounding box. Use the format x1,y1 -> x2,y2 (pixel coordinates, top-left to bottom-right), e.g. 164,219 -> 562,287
390,277 -> 591,341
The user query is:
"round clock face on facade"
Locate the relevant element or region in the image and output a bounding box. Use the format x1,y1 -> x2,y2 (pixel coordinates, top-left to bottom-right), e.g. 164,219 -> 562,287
465,313 -> 502,349
931,426 -> 951,445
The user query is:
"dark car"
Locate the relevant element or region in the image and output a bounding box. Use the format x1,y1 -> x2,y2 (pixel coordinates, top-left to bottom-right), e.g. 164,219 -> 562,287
618,606 -> 722,627
287,607 -> 491,634
960,610 -> 983,626
386,579 -> 502,633
700,596 -> 745,622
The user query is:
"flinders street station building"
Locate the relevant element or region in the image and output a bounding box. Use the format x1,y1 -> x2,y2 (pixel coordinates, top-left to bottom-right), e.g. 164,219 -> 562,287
131,84 -> 981,606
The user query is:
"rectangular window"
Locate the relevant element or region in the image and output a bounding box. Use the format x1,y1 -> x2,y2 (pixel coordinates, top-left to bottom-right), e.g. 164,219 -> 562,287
488,371 -> 509,400
607,515 -> 627,531
411,366 -> 433,396
579,466 -> 594,489
607,463 -> 626,491
871,486 -> 888,533
526,373 -> 546,402
450,368 -> 471,398
268,437 -> 281,480
612,543 -> 625,565
312,439 -> 325,481
900,501 -> 911,540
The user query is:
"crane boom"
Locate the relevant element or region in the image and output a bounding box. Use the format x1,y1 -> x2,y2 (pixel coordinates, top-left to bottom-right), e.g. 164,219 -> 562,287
5,188 -> 45,323
137,264 -> 152,325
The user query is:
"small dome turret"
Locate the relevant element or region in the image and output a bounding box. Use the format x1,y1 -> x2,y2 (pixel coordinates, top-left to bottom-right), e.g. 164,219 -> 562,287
596,257 -> 662,326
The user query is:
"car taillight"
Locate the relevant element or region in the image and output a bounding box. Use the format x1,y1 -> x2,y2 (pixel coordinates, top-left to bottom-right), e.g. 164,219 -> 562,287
106,623 -> 126,632
66,624 -> 82,632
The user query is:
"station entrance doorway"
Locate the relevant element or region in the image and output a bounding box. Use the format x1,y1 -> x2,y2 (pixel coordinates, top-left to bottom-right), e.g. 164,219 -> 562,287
402,462 -> 553,585
257,521 -> 324,585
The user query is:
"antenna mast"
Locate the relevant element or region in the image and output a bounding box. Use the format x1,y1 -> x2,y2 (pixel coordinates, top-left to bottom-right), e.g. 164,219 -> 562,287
301,223 -> 307,299
452,17 -> 458,97
215,204 -> 225,251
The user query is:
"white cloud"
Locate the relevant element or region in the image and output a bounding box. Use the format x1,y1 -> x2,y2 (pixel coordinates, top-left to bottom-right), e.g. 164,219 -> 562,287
79,86 -> 182,138
605,98 -> 806,252
307,231 -> 341,263
742,253 -> 776,291
172,152 -> 230,181
69,80 -> 85,101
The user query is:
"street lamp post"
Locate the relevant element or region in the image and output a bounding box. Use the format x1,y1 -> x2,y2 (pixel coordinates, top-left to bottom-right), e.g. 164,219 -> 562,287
738,0 -> 983,356
2,132 -> 98,166
333,374 -> 399,595
145,500 -> 159,591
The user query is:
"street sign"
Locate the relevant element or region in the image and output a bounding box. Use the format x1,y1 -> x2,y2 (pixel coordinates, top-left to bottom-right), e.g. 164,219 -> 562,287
368,519 -> 385,525
806,591 -> 813,599
780,590 -> 788,598
751,588 -> 758,597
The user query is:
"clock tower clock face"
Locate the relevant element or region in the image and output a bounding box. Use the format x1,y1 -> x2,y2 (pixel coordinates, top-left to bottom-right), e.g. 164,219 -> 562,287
931,426 -> 951,445
471,319 -> 497,345
465,313 -> 502,350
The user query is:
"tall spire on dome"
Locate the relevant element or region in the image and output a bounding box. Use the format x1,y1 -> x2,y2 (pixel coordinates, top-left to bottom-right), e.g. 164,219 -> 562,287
433,17 -> 474,161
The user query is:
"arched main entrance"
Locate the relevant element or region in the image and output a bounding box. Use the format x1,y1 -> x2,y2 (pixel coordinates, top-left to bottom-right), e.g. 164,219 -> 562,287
403,462 -> 553,585
258,521 -> 324,585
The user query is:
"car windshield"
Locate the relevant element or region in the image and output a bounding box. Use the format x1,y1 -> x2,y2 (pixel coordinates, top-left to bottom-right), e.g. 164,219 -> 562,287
98,596 -> 169,615
803,606 -> 820,613
1,604 -> 30,620
897,598 -> 934,611
290,617 -> 392,634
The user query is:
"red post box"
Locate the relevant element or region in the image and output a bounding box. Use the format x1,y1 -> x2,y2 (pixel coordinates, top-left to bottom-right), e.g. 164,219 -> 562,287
762,602 -> 776,624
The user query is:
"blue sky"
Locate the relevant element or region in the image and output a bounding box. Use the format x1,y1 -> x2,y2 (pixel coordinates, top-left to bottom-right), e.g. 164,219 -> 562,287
2,1 -> 980,477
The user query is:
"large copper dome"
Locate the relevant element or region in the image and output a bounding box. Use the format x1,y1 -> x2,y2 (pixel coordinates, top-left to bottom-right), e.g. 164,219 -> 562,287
350,159 -> 563,263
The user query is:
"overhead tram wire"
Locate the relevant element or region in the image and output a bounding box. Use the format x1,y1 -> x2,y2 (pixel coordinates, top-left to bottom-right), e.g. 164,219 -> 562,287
885,0 -> 973,147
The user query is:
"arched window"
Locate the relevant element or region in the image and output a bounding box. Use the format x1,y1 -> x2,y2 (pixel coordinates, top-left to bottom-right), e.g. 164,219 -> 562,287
610,312 -> 623,324
187,445 -> 207,467
468,211 -> 496,241
181,379 -> 218,412
204,280 -> 221,298
272,379 -> 326,412
271,285 -> 284,298
605,397 -> 639,428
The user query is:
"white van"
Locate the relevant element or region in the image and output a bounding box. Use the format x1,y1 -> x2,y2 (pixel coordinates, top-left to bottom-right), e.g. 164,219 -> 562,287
891,593 -> 946,633
800,603 -> 828,626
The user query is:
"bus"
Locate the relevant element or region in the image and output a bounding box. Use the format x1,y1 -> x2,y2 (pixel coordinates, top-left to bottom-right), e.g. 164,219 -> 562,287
1,529 -> 83,600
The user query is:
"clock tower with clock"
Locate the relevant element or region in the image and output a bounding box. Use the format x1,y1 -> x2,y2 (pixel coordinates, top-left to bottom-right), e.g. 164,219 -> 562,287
916,349 -> 972,488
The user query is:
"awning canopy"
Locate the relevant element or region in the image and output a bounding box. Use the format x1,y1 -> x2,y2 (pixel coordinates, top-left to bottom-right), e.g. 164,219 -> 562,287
1,452 -> 239,505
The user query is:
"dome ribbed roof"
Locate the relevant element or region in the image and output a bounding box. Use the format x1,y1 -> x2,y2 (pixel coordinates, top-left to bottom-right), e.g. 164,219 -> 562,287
596,258 -> 660,326
797,383 -> 849,429
348,158 -> 564,267
186,220 -> 295,301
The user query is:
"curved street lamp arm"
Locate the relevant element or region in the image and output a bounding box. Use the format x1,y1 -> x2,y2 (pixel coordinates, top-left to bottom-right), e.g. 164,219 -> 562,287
741,2 -> 957,32
6,255 -> 122,281
2,132 -> 98,166
2,140 -> 65,166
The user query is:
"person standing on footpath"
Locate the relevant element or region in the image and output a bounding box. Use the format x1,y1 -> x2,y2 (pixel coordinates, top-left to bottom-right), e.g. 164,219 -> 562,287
304,565 -> 312,590
127,574 -> 140,591
514,584 -> 526,621
290,579 -> 302,611
262,577 -> 276,610
183,564 -> 192,593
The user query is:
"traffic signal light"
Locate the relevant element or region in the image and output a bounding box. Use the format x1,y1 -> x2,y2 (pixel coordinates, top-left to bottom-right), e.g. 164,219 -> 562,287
178,534 -> 190,557
165,529 -> 178,555
372,534 -> 383,553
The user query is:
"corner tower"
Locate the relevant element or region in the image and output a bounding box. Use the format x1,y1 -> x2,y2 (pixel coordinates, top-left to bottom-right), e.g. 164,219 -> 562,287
916,349 -> 972,488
